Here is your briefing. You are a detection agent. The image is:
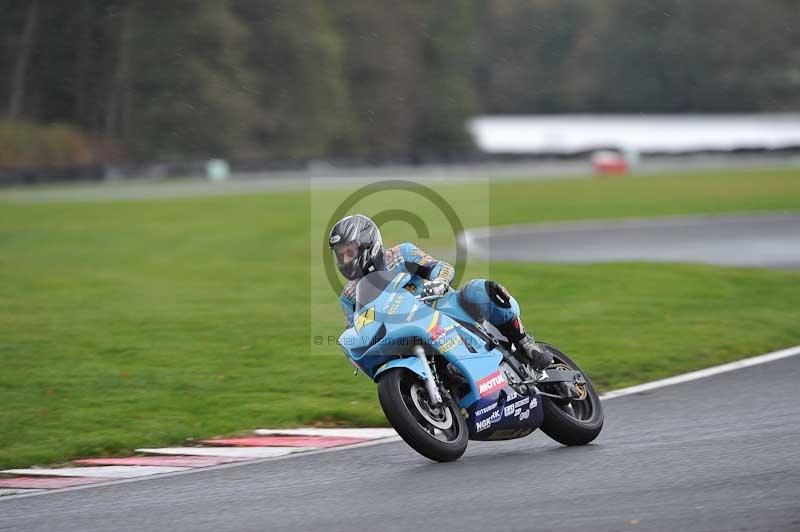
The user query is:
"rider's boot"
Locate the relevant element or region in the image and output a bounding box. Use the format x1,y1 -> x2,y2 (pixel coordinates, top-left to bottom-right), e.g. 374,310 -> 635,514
496,317 -> 553,370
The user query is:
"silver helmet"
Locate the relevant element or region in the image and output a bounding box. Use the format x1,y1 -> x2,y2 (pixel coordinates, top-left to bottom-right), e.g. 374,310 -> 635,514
328,214 -> 383,281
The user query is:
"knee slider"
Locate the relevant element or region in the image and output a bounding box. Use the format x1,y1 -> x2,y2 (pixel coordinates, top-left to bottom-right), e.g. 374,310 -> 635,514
485,280 -> 512,309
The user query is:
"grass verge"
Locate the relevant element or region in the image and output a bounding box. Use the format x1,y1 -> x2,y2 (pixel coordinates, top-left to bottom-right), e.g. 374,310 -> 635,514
1,167 -> 799,468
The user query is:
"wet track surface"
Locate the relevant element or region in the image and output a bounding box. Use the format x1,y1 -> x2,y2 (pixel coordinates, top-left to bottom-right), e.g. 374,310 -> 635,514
2,354 -> 799,532
466,213 -> 800,269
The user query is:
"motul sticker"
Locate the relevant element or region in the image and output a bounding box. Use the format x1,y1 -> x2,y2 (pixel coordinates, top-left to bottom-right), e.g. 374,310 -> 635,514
476,371 -> 507,397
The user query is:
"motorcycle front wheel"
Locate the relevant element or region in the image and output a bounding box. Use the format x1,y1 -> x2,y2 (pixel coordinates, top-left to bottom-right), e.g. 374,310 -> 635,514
377,368 -> 468,462
538,343 -> 604,446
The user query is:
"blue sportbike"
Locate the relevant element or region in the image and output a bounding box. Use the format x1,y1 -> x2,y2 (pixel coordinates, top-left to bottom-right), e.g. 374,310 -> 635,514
339,270 -> 604,462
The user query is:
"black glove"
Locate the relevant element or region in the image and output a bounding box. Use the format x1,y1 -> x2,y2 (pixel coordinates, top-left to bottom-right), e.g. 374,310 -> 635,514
423,279 -> 449,297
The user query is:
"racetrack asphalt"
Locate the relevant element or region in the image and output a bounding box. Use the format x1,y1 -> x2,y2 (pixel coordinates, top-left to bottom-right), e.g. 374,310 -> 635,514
2,353 -> 798,532
464,213 -> 800,269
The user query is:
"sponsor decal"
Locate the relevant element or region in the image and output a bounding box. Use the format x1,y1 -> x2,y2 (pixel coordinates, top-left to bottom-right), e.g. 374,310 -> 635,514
329,235 -> 341,244
405,303 -> 419,322
381,292 -> 396,310
354,307 -> 375,332
384,246 -> 403,269
438,263 -> 454,280
476,418 -> 492,432
504,396 -> 536,418
436,335 -> 462,353
476,410 -> 501,431
342,280 -> 357,297
386,294 -> 405,315
409,247 -> 433,265
429,324 -> 446,340
426,312 -> 455,341
475,402 -> 498,417
508,397 -> 530,409
477,371 -> 507,398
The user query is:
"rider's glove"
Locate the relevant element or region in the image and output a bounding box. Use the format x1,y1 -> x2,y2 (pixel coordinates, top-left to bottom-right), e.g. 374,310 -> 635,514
423,279 -> 449,297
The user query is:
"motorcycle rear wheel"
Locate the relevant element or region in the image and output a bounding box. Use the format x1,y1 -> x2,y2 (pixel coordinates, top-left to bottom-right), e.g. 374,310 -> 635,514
538,344 -> 604,446
378,368 -> 468,462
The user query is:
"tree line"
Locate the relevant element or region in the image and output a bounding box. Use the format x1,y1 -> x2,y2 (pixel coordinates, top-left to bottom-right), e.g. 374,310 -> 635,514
1,0 -> 798,165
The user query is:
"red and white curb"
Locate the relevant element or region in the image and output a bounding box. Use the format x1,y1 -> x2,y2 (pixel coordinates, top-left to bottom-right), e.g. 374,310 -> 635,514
0,428 -> 397,496
3,345 -> 799,499
254,428 -> 400,439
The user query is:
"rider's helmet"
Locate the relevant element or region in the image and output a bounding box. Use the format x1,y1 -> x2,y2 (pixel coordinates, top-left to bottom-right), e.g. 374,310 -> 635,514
328,214 -> 383,281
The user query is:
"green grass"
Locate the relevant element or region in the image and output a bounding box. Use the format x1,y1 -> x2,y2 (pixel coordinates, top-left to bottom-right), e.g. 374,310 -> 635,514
1,167 -> 799,469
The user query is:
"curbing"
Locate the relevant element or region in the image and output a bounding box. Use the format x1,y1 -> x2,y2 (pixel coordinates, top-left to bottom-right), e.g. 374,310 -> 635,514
1,344 -> 798,500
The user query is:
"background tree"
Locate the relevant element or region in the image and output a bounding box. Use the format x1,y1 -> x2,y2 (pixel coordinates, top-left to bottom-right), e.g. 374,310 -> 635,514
1,0 -> 799,167
234,0 -> 357,160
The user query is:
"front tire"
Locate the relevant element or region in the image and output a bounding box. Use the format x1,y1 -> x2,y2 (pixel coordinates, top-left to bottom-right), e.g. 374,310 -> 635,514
538,344 -> 604,446
378,369 -> 468,462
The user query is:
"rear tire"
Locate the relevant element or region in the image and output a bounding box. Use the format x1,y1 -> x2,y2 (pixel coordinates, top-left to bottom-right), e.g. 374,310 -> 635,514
538,344 -> 604,446
378,369 -> 468,462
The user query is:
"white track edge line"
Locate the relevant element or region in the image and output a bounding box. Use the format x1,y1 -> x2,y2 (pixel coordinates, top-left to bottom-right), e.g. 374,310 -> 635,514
600,344 -> 800,400
2,344 -> 798,501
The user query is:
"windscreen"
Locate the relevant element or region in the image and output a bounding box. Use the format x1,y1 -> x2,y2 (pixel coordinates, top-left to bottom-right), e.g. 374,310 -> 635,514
355,270 -> 398,311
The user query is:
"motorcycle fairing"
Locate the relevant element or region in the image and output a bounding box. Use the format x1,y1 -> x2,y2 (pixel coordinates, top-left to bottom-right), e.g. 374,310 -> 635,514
339,271 -> 544,440
466,387 -> 543,441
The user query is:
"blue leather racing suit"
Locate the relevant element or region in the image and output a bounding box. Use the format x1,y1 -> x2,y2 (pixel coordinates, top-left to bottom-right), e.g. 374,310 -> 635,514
339,242 -> 521,330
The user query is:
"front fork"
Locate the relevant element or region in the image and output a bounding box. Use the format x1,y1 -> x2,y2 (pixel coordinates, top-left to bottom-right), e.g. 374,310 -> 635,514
414,345 -> 443,405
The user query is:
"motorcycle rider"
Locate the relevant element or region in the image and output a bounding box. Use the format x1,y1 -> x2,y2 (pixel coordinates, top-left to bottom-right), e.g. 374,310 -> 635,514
329,214 -> 552,370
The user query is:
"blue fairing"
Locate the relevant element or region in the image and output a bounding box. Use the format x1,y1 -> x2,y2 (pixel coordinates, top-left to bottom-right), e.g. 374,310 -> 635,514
374,357 -> 429,381
339,271 -> 543,441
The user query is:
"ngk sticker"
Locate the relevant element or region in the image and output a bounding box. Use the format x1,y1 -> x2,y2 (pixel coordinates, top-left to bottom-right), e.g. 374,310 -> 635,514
475,410 -> 501,432
477,371 -> 507,398
475,418 -> 491,432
